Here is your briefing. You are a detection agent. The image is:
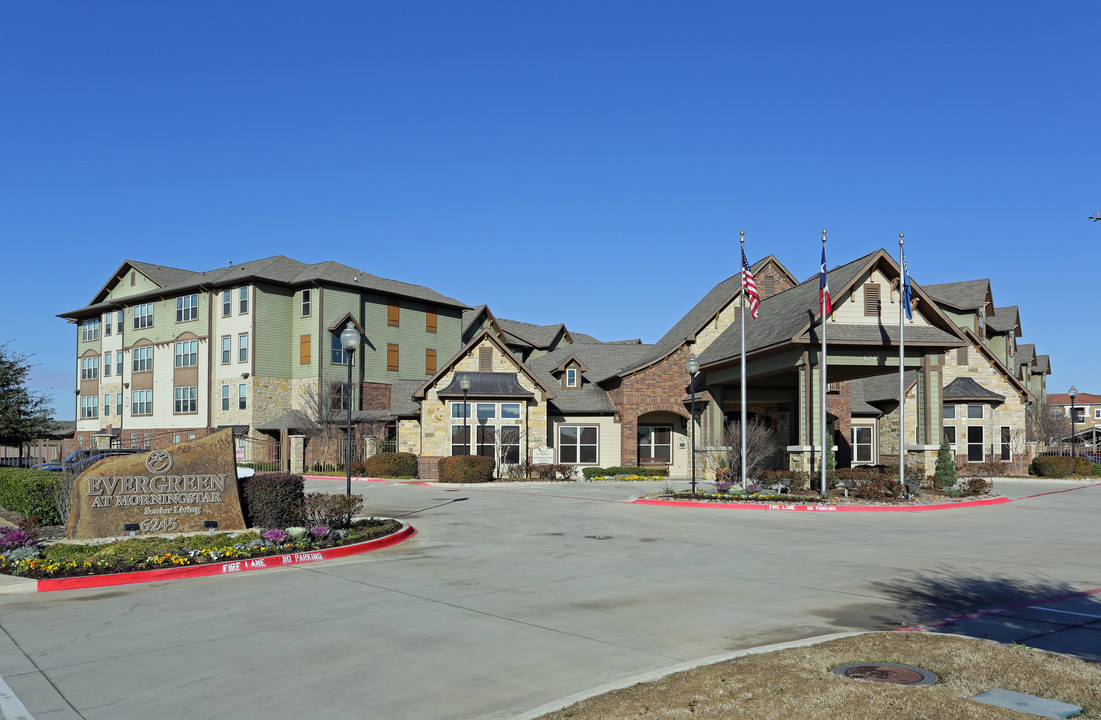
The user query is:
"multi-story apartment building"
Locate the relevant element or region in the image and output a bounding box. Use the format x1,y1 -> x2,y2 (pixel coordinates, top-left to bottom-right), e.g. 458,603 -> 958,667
61,257 -> 467,460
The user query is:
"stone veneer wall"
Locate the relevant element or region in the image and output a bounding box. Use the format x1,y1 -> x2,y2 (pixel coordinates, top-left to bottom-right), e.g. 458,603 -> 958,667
606,345 -> 692,466
418,338 -> 548,467
942,346 -> 1028,469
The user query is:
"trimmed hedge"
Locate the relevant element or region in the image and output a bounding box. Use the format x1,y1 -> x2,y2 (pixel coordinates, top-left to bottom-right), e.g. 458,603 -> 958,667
1029,456 -> 1097,478
597,466 -> 668,478
354,452 -> 418,479
240,472 -> 305,529
437,456 -> 495,483
0,467 -> 65,525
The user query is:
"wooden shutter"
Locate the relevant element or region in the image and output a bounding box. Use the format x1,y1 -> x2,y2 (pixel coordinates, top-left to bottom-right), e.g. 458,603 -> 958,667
957,346 -> 968,365
762,277 -> 775,297
426,306 -> 437,333
387,344 -> 399,371
479,346 -> 492,371
426,349 -> 436,375
864,284 -> 881,316
388,300 -> 399,327
299,335 -> 311,365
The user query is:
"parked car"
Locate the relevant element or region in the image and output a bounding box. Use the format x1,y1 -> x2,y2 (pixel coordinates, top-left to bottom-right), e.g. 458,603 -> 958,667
30,461 -> 64,471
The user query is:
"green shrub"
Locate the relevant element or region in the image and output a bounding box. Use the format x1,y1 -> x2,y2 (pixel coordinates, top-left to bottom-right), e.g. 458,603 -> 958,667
582,467 -> 606,480
355,452 -> 418,479
0,468 -> 65,525
934,436 -> 957,488
437,456 -> 495,483
240,472 -> 305,528
1029,455 -> 1093,478
1093,462 -> 1101,478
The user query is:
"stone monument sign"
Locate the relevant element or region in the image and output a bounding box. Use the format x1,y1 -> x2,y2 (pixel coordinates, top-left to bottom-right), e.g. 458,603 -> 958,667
67,429 -> 248,540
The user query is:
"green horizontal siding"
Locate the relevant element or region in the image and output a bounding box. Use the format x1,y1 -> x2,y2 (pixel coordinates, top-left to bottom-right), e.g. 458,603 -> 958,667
255,284 -> 292,378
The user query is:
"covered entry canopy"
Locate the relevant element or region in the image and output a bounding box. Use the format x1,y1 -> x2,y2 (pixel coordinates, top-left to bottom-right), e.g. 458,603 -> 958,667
695,249 -> 967,471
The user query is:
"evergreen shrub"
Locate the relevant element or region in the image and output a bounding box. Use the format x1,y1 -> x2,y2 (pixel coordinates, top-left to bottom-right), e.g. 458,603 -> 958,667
356,452 -> 418,479
241,472 -> 305,528
437,456 -> 495,483
0,468 -> 64,525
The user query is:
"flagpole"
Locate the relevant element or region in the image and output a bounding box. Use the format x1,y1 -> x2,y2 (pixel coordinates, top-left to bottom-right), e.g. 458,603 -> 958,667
820,230 -> 828,497
898,233 -> 906,497
740,230 -> 748,490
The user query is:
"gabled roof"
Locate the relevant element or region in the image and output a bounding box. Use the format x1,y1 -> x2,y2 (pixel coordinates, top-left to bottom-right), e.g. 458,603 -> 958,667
986,305 -> 1021,335
462,304 -> 504,338
943,377 -> 1005,403
699,249 -> 965,367
620,255 -> 793,376
496,318 -> 570,349
1034,354 -> 1050,374
528,343 -> 657,414
413,329 -> 554,401
923,278 -> 992,312
957,326 -> 1032,403
1015,343 -> 1036,376
63,255 -> 467,319
848,381 -> 883,416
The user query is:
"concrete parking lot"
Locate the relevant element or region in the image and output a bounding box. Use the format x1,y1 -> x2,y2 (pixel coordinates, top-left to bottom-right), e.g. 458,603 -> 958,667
0,477 -> 1098,720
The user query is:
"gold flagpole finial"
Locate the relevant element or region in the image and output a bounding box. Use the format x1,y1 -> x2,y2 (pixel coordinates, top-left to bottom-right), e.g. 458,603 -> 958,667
899,233 -> 904,246
821,229 -> 827,244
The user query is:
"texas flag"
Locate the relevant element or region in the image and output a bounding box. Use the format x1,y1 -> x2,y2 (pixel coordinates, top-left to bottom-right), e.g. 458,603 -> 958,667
819,245 -> 833,316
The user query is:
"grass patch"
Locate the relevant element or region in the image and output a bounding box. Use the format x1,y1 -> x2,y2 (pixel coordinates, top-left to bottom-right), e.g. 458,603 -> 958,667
535,632 -> 1101,719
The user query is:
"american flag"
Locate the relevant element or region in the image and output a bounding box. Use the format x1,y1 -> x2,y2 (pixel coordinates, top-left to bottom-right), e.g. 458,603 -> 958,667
819,245 -> 833,316
741,248 -> 760,319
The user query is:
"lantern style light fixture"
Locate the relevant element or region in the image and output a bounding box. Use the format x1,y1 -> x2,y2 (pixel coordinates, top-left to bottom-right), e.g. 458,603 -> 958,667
340,322 -> 361,496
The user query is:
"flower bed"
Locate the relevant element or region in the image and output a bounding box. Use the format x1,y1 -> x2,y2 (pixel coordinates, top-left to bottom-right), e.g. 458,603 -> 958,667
0,518 -> 401,581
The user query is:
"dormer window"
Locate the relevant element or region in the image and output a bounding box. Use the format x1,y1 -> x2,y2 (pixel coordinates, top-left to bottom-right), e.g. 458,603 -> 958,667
566,368 -> 578,388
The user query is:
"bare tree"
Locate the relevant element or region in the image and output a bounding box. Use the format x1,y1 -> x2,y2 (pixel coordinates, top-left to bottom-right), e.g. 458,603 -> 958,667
1027,401 -> 1068,450
698,419 -> 779,482
293,381 -> 351,470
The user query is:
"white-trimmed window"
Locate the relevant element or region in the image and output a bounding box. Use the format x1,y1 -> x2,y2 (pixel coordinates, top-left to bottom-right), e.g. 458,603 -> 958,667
566,368 -> 578,388
116,393 -> 123,416
238,287 -> 249,314
1095,408 -> 1101,420
80,357 -> 99,380
116,353 -> 123,375
449,401 -> 524,459
134,303 -> 154,329
144,433 -> 151,449
80,396 -> 97,418
301,289 -> 311,317
222,290 -> 232,317
132,390 -> 152,415
116,311 -> 124,335
1072,408 -> 1085,423
174,386 -> 197,414
238,383 -> 247,410
331,335 -> 351,365
133,346 -> 153,372
966,404 -> 983,419
174,340 -> 198,367
967,425 -> 983,462
851,424 -> 874,464
221,336 -> 231,364
499,425 -> 520,464
638,425 -> 673,464
1000,426 -> 1011,461
450,425 -> 471,456
104,394 -> 111,416
943,426 -> 956,453
559,425 -> 598,464
81,318 -> 100,342
103,351 -> 111,376
104,314 -> 112,336
238,334 -> 248,363
176,294 -> 199,322
221,385 -> 230,411
943,404 -> 956,419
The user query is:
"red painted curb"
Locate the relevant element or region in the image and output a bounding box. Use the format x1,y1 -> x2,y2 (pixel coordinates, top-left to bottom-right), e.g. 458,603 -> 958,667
894,586 -> 1101,632
35,524 -> 416,593
631,496 -> 1011,512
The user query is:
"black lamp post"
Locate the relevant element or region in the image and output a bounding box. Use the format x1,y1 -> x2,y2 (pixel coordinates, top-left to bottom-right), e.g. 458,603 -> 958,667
686,353 -> 699,494
340,322 -> 360,496
460,374 -> 471,455
1069,385 -> 1078,469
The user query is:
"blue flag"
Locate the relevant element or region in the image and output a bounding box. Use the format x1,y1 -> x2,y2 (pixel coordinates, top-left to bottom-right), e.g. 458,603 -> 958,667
901,253 -> 913,320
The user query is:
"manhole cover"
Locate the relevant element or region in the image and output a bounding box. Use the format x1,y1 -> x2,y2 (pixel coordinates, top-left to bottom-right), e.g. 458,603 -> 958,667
832,662 -> 939,685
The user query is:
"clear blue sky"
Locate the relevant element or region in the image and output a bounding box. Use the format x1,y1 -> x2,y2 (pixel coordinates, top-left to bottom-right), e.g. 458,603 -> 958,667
2,1 -> 1097,420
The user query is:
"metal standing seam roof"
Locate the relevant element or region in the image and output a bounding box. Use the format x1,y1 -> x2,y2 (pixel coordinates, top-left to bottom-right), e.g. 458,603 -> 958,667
697,251 -> 880,366
923,278 -> 991,311
436,372 -> 535,398
943,376 -> 1006,403
61,255 -> 468,318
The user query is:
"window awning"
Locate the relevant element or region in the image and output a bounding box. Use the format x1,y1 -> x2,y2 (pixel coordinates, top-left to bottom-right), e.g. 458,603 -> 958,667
437,372 -> 535,399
